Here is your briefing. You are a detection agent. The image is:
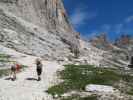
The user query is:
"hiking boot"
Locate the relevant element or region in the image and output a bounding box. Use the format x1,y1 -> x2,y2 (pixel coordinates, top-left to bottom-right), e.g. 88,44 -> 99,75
37,77 -> 41,81
12,77 -> 16,81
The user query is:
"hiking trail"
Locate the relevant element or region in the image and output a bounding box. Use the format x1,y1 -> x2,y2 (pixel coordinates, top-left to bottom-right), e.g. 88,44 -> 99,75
0,55 -> 62,100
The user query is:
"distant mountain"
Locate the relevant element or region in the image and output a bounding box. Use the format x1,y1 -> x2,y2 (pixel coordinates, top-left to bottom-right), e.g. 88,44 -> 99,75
115,34 -> 133,51
90,33 -> 114,50
90,33 -> 133,68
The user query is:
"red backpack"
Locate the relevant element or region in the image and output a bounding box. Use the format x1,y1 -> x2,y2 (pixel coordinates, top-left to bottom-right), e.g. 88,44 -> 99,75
16,64 -> 20,72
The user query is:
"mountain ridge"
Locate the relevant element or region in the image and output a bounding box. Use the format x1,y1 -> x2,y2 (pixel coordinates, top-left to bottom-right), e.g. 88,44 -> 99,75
89,33 -> 133,67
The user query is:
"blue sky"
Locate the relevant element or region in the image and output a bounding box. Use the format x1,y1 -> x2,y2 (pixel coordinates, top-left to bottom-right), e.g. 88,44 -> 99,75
63,0 -> 133,41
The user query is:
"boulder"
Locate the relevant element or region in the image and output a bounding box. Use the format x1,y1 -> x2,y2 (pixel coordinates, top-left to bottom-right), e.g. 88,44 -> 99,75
85,84 -> 116,93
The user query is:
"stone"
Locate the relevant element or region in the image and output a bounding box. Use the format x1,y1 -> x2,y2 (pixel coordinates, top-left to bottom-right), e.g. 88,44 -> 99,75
85,84 -> 116,93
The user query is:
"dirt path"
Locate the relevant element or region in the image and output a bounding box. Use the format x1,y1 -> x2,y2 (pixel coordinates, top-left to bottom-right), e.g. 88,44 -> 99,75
0,56 -> 62,100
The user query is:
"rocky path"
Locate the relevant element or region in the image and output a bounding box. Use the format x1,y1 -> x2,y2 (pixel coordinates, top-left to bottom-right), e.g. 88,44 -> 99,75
0,56 -> 62,100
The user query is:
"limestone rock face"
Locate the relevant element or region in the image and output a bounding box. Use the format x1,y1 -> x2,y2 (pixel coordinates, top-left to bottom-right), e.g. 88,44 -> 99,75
78,39 -> 104,66
0,0 -> 80,60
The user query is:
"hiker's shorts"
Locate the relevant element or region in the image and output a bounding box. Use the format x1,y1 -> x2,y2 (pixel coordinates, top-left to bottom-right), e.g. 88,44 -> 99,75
37,68 -> 42,76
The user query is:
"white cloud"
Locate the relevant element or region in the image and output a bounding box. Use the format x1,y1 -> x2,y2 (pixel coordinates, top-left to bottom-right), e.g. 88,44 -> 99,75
70,6 -> 97,28
125,15 -> 133,23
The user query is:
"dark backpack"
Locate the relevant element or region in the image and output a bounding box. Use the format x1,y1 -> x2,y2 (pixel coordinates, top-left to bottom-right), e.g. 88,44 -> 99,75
37,62 -> 42,69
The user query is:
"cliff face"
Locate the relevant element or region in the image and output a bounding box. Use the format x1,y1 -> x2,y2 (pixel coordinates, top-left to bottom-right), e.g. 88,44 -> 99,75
115,35 -> 133,50
0,0 -> 73,31
0,0 -> 80,60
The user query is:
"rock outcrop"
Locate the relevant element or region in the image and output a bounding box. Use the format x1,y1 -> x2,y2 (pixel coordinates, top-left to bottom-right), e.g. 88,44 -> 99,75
0,0 -> 80,60
90,33 -> 113,50
77,39 -> 104,66
90,33 -> 133,68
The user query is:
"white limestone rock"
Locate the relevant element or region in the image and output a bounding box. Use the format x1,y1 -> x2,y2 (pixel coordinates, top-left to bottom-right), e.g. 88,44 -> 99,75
85,84 -> 117,93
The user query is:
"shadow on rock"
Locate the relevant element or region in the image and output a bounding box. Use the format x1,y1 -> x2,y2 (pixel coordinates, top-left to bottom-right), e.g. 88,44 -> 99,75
26,77 -> 38,81
5,77 -> 16,81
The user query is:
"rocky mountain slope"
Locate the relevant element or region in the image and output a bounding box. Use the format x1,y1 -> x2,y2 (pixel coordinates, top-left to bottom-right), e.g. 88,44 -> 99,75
0,0 -> 104,66
90,33 -> 133,68
0,0 -> 80,61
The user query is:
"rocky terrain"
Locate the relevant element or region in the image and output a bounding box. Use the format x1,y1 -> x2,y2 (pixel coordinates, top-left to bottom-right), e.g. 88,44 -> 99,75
90,33 -> 133,68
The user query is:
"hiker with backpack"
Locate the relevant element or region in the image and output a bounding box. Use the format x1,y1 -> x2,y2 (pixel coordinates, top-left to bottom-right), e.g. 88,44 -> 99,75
10,62 -> 17,81
35,58 -> 43,81
10,62 -> 21,81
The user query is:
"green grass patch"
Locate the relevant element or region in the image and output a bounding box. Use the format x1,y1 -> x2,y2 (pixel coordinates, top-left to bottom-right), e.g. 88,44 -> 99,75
20,65 -> 28,69
0,53 -> 11,63
0,54 -> 11,58
126,89 -> 133,95
47,65 -> 133,97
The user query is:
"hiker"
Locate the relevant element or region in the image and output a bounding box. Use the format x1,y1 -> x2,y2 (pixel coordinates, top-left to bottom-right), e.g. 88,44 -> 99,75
128,56 -> 133,68
35,58 -> 43,81
131,56 -> 133,65
10,62 -> 17,81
